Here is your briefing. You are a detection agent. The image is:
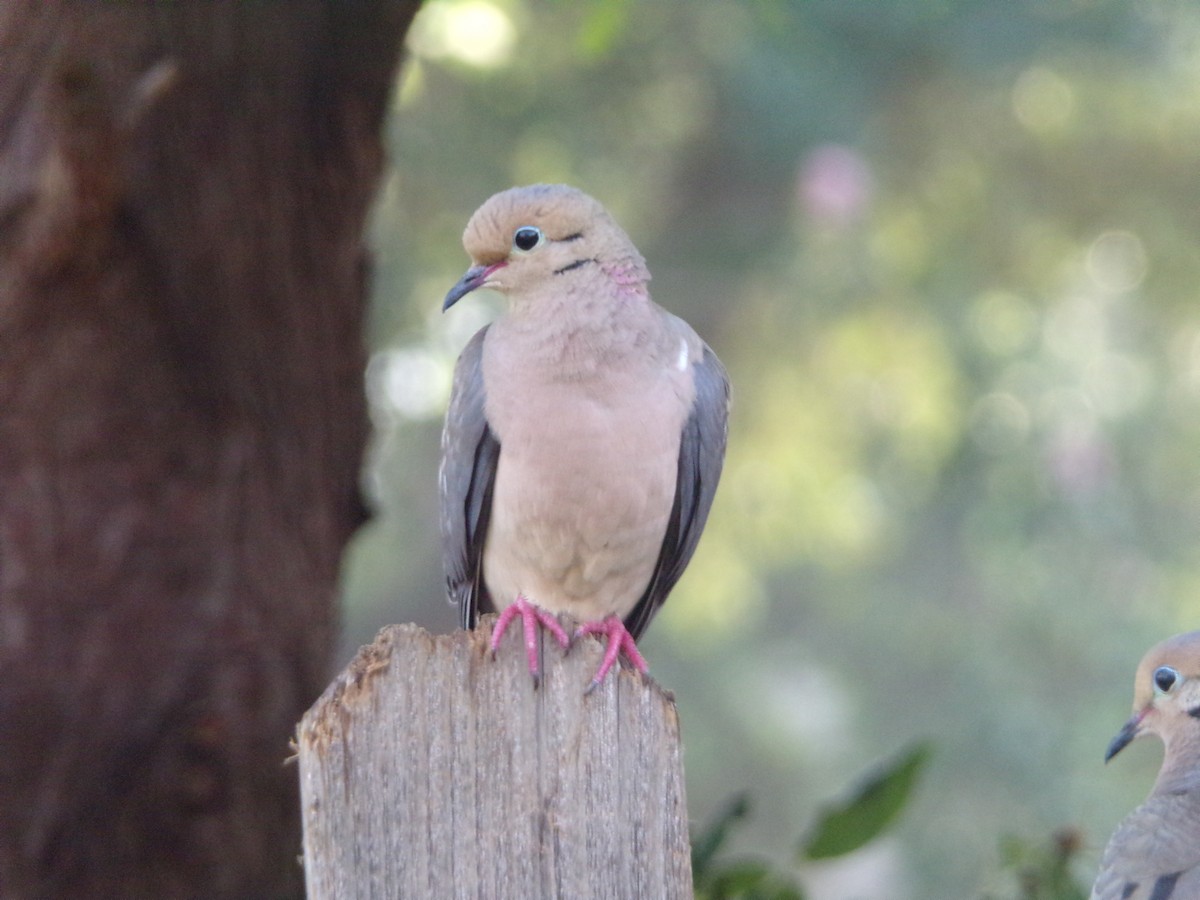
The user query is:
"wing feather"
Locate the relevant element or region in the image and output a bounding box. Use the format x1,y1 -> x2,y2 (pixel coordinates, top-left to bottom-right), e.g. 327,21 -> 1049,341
624,343 -> 730,639
438,327 -> 499,629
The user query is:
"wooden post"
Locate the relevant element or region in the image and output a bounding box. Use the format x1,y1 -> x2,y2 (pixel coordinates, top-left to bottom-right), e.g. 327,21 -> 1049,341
298,619 -> 694,899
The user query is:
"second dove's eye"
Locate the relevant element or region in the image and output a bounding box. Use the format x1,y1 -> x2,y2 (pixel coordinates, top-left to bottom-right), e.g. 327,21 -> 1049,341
1154,665 -> 1180,693
513,226 -> 543,252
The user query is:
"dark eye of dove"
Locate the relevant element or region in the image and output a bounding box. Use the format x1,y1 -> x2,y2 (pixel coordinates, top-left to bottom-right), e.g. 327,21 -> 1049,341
512,226 -> 543,253
1154,665 -> 1181,694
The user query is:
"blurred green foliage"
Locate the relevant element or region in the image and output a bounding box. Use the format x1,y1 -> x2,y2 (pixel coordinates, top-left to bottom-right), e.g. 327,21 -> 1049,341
345,0 -> 1200,895
693,793 -> 806,900
694,744 -> 930,898
987,830 -> 1089,900
802,743 -> 931,860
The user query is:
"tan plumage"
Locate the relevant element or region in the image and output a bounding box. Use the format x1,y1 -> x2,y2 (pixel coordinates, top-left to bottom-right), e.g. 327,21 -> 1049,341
1092,631 -> 1200,900
438,184 -> 729,683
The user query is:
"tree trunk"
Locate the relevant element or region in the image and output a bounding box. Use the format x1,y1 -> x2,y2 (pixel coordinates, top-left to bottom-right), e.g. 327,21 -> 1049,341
299,621 -> 694,899
0,3 -> 417,896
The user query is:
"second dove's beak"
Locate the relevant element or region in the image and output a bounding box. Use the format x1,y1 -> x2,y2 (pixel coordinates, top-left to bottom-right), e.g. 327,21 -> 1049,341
1104,711 -> 1146,763
444,261 -> 507,311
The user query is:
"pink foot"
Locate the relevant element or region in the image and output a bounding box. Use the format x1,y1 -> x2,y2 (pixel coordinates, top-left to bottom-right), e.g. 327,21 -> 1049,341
490,595 -> 570,686
575,615 -> 648,693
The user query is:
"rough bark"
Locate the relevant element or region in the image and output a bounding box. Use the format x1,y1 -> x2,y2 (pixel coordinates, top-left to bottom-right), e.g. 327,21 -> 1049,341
299,620 -> 694,899
0,3 -> 417,896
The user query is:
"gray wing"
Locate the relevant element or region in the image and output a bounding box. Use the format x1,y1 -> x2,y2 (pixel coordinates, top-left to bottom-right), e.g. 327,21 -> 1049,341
1091,792 -> 1200,900
624,343 -> 730,640
438,326 -> 500,630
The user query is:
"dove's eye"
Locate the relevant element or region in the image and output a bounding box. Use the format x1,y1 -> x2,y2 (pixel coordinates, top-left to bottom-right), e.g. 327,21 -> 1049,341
1154,666 -> 1181,694
513,226 -> 543,253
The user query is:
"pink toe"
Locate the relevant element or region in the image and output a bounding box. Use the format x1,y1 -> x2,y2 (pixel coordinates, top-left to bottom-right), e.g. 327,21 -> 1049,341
577,615 -> 648,689
533,607 -> 571,648
489,602 -> 522,655
488,596 -> 572,684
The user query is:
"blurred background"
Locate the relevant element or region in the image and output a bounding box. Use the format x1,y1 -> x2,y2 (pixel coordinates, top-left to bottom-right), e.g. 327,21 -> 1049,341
340,1 -> 1200,895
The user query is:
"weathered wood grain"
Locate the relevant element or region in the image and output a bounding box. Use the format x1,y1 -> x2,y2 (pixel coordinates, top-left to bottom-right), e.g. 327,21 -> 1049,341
299,619 -> 692,899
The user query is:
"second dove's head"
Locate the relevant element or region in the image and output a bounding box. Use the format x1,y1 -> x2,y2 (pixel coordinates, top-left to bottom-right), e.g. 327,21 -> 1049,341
443,184 -> 649,311
1106,630 -> 1200,762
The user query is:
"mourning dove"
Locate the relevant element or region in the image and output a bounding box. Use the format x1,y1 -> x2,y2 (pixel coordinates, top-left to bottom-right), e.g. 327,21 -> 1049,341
1092,630 -> 1200,900
438,184 -> 729,688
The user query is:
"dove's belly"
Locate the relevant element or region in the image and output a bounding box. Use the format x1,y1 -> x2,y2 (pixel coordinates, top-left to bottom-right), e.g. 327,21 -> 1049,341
483,379 -> 684,622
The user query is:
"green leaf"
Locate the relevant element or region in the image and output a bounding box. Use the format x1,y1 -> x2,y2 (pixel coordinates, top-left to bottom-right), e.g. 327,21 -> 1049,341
692,793 -> 752,879
710,862 -> 806,900
995,829 -> 1088,900
692,795 -> 806,899
800,742 -> 932,861
711,860 -> 774,891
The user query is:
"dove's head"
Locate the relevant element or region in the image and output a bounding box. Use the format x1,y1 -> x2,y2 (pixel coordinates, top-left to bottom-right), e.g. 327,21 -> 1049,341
1106,630 -> 1200,763
443,184 -> 649,312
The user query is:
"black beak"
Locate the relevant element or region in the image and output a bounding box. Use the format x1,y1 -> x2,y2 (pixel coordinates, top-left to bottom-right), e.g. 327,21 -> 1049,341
443,262 -> 502,311
1105,714 -> 1143,763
